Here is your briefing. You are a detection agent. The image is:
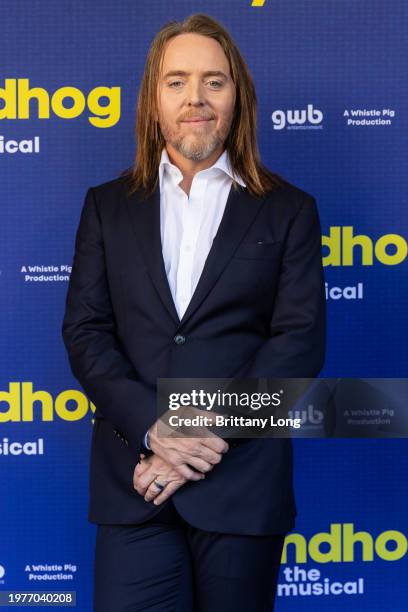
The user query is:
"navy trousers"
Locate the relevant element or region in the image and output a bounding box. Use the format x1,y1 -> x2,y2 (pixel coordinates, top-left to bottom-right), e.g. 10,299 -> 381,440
93,500 -> 286,612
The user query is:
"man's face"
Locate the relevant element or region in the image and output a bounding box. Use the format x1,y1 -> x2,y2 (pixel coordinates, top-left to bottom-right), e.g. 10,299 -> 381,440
156,33 -> 236,162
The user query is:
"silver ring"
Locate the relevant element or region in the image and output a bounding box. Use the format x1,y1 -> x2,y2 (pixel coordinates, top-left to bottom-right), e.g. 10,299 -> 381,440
153,478 -> 166,491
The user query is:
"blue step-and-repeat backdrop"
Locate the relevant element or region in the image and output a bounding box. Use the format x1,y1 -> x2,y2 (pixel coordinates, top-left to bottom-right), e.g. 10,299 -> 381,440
1,1 -> 407,609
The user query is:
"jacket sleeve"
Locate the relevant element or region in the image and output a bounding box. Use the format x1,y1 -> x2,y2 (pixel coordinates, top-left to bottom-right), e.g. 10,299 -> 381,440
61,186 -> 157,458
235,194 -> 326,380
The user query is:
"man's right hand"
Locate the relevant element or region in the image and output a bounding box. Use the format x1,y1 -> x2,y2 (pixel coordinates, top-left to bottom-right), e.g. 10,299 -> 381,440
147,408 -> 229,481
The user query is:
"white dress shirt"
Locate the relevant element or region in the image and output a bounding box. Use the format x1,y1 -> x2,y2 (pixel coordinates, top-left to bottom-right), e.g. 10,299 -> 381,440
143,146 -> 246,451
158,146 -> 246,320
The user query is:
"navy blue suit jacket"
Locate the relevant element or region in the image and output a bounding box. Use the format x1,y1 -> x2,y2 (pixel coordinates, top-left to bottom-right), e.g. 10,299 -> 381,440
62,174 -> 326,535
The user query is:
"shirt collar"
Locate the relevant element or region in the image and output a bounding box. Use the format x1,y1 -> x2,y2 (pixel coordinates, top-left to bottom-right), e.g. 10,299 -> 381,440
158,147 -> 246,191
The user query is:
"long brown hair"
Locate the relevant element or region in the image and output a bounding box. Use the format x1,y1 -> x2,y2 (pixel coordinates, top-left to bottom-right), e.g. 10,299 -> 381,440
121,13 -> 284,199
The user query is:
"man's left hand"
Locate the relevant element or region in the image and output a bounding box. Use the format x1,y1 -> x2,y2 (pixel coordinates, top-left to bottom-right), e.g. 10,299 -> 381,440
133,453 -> 193,505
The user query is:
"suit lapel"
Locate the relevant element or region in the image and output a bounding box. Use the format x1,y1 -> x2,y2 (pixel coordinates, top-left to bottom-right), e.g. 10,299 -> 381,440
125,182 -> 180,325
125,180 -> 268,329
178,184 -> 267,327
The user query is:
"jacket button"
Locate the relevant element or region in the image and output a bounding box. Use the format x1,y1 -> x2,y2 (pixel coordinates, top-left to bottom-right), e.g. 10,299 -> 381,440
173,334 -> 186,345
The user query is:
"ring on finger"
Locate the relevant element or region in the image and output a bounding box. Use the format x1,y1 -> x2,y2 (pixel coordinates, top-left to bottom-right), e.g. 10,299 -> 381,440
152,477 -> 167,491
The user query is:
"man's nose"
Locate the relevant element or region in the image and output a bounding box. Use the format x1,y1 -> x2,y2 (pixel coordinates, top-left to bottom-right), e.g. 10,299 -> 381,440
185,80 -> 206,105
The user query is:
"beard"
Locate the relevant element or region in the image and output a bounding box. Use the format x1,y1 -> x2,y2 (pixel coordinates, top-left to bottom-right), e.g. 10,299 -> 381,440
157,113 -> 232,162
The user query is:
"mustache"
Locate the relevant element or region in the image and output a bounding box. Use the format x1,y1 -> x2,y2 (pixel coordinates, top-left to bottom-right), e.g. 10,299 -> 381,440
179,113 -> 215,122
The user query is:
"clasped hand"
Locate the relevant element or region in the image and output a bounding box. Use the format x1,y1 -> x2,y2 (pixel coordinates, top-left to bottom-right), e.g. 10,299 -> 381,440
133,406 -> 229,505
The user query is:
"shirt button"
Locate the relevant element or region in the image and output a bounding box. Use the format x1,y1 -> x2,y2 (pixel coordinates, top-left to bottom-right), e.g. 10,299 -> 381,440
184,245 -> 192,252
173,334 -> 186,345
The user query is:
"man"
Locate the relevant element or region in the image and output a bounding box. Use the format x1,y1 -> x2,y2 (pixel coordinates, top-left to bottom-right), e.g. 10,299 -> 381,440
62,13 -> 326,612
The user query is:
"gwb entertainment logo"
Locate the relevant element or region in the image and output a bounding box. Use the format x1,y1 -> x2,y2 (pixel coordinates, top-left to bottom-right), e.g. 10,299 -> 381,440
271,104 -> 323,130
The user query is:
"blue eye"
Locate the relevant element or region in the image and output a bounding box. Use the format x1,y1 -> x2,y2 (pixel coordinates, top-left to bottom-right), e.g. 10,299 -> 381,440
168,80 -> 223,89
